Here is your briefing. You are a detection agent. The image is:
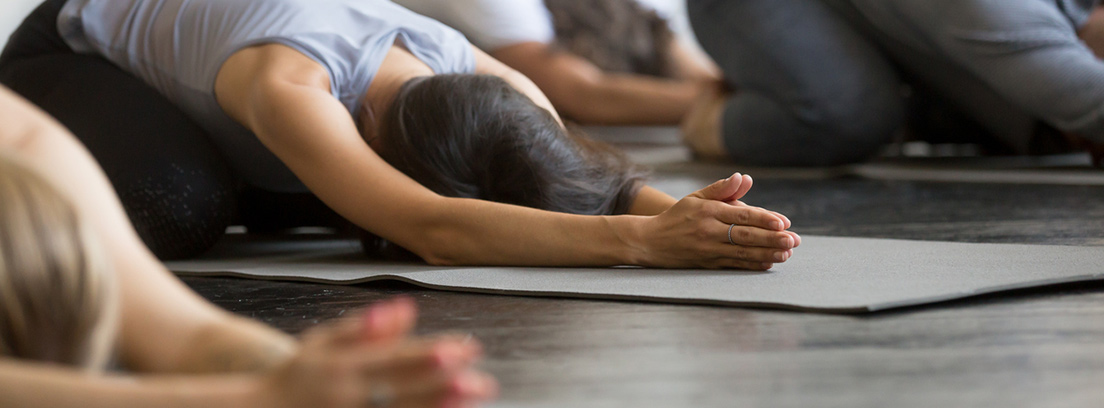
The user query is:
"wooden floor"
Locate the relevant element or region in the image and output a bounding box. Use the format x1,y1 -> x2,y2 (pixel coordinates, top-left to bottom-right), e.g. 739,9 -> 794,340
184,174 -> 1104,407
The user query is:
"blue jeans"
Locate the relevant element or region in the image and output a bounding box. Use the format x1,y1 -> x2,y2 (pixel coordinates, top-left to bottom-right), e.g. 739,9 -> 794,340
689,0 -> 1104,165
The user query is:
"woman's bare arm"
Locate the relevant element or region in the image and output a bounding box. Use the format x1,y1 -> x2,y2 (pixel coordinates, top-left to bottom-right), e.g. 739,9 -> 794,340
0,360 -> 254,408
0,86 -> 296,374
0,297 -> 495,408
215,45 -> 798,269
489,42 -> 711,125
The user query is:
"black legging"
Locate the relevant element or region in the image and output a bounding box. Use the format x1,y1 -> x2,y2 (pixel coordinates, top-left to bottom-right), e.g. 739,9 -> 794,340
0,0 -> 344,260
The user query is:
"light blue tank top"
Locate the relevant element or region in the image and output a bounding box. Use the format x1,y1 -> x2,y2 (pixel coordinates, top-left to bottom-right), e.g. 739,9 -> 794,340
58,0 -> 477,192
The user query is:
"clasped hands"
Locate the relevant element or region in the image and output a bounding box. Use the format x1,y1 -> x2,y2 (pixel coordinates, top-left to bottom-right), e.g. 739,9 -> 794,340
250,297 -> 497,408
638,173 -> 801,270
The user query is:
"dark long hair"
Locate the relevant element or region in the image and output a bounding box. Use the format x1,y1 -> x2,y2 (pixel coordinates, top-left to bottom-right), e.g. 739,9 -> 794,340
363,74 -> 647,258
544,0 -> 676,77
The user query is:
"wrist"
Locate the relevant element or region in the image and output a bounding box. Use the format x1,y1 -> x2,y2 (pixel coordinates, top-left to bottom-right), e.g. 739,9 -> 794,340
175,318 -> 296,374
605,215 -> 651,266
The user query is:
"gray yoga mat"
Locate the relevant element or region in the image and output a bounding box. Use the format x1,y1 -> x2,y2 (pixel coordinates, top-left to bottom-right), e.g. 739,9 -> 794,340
168,236 -> 1104,312
584,126 -> 1104,185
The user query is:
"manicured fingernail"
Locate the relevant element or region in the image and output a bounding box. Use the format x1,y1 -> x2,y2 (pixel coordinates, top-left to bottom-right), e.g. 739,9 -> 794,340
762,263 -> 774,270
771,220 -> 784,230
780,236 -> 793,247
773,252 -> 787,262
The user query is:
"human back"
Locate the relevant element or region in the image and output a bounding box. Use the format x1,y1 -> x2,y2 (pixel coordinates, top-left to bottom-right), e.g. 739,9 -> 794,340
58,0 -> 475,192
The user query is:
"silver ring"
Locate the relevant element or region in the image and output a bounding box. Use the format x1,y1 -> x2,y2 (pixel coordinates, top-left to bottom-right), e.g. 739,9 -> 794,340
367,382 -> 395,408
727,223 -> 737,245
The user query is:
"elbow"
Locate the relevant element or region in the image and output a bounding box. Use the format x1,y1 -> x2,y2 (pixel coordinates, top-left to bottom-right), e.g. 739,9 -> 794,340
419,252 -> 464,267
400,223 -> 470,267
410,244 -> 466,267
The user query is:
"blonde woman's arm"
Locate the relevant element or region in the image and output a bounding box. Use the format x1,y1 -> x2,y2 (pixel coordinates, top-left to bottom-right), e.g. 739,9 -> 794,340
0,298 -> 496,408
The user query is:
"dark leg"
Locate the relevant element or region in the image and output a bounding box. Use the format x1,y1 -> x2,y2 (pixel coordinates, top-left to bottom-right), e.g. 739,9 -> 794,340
687,0 -> 906,166
0,1 -> 235,259
835,0 -> 1104,153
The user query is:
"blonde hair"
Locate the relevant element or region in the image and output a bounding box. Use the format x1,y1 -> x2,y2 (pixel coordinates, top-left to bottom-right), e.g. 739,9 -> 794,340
0,153 -> 118,371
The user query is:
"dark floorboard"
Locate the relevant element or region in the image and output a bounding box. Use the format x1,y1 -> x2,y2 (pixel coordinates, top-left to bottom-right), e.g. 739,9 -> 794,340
184,177 -> 1104,407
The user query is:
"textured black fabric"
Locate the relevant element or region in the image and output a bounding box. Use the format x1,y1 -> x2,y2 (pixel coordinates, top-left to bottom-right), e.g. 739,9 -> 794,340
0,0 -> 235,260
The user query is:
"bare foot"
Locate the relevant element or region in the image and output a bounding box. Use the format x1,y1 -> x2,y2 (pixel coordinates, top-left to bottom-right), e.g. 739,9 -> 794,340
1063,131 -> 1104,168
681,82 -> 729,160
1079,6 -> 1104,59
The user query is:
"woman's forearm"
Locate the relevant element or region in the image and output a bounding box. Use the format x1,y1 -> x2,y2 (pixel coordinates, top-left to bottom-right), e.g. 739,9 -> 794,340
411,197 -> 649,266
171,318 -> 297,374
491,42 -> 706,125
420,175 -> 793,269
573,73 -> 703,125
0,359 -> 257,408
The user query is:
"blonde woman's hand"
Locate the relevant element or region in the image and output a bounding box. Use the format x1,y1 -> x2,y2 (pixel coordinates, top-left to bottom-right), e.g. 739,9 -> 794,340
632,174 -> 801,270
251,297 -> 497,408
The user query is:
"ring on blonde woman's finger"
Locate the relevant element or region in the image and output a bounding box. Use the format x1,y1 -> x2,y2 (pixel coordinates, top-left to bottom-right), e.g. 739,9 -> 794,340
367,382 -> 395,408
728,224 -> 737,245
